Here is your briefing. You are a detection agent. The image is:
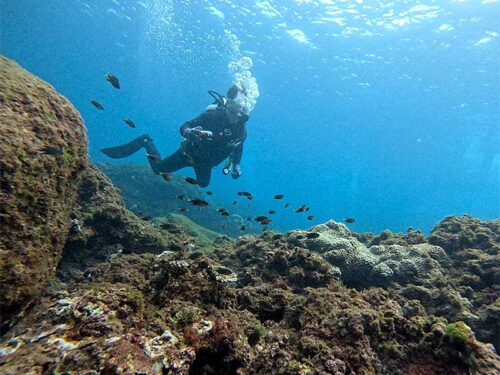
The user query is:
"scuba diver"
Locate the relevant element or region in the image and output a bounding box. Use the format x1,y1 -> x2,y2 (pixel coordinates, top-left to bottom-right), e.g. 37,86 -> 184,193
101,84 -> 248,188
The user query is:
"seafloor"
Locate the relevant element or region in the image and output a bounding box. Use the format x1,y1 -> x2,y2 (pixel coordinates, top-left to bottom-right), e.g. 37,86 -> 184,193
0,56 -> 499,374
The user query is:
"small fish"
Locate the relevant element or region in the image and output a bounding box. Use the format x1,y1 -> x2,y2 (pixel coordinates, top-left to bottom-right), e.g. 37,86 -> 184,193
306,232 -> 320,239
40,146 -> 64,156
307,215 -> 314,221
138,213 -> 152,221
90,99 -> 104,110
176,194 -> 185,200
221,211 -> 230,217
185,177 -> 198,185
284,203 -> 290,209
147,154 -> 161,163
222,224 -> 227,229
305,207 -> 311,212
268,210 -> 276,215
124,118 -> 136,128
344,218 -> 355,224
179,207 -> 188,212
232,201 -> 238,205
254,216 -> 269,222
240,225 -> 246,231
217,208 -> 227,213
206,191 -> 213,196
238,191 -> 252,198
189,198 -> 208,207
274,194 -> 284,199
105,73 -> 120,89
159,172 -> 172,182
295,204 -> 309,213
246,217 -> 252,222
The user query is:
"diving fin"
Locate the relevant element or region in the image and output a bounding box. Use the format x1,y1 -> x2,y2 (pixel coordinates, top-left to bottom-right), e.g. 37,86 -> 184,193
101,134 -> 152,159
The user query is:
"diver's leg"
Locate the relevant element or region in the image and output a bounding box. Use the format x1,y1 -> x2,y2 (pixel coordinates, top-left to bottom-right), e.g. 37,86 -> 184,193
193,166 -> 212,188
153,148 -> 191,175
143,138 -> 162,173
101,134 -> 153,158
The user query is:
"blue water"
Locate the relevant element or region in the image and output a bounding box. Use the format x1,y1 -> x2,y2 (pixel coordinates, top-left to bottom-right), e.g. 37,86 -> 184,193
1,0 -> 499,234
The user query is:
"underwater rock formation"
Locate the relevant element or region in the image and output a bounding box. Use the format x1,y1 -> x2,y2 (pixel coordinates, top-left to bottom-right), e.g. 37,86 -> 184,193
429,215 -> 500,350
1,236 -> 499,374
0,56 -> 88,329
58,164 -> 192,281
98,163 -> 252,237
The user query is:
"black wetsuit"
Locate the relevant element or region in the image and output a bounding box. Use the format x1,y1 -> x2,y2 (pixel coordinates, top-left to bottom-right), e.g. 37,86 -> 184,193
146,107 -> 248,187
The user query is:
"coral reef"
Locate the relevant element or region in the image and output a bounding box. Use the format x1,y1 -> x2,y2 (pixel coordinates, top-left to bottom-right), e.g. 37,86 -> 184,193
0,56 -> 88,329
429,215 -> 500,349
1,241 -> 498,374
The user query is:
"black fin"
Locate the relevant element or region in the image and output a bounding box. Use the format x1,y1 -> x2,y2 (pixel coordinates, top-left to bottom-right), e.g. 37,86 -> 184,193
101,134 -> 150,158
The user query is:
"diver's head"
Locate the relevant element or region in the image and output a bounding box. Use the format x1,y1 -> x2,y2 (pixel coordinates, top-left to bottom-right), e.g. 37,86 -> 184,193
226,84 -> 241,100
225,98 -> 244,119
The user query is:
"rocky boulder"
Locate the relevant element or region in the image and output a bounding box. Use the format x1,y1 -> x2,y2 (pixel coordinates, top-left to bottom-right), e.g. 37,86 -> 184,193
0,56 -> 88,329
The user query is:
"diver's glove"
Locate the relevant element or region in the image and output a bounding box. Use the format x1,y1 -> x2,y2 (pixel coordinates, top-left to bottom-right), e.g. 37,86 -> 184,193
231,164 -> 242,179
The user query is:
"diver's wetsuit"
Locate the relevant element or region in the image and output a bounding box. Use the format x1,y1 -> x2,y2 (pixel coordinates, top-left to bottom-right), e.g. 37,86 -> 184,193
144,107 -> 248,187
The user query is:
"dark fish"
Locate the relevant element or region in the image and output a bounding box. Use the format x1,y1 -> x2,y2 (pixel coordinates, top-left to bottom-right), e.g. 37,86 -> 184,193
176,194 -> 185,200
295,205 -> 306,213
240,225 -> 246,231
344,218 -> 355,223
189,198 -> 208,207
40,146 -> 64,156
254,216 -> 269,222
124,118 -> 136,128
274,194 -> 284,199
90,99 -> 104,110
221,211 -> 230,217
238,191 -> 252,198
179,207 -> 188,212
217,208 -> 227,213
147,153 -> 161,163
206,191 -> 213,196
307,215 -> 314,221
268,210 -> 276,215
185,177 -> 198,185
246,217 -> 252,222
232,201 -> 238,205
138,213 -> 152,221
306,232 -> 320,239
305,207 -> 311,212
159,172 -> 172,182
105,73 -> 120,89
284,203 -> 290,209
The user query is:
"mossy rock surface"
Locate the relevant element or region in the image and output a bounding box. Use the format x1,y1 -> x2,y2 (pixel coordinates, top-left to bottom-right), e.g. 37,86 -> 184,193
0,56 -> 88,328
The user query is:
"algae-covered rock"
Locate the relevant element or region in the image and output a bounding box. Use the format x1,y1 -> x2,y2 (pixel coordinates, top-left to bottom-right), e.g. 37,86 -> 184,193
58,165 -> 191,280
0,56 -> 87,329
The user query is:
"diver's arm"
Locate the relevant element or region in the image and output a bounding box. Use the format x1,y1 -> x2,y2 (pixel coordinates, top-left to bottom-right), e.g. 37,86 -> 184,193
230,141 -> 244,165
180,112 -> 213,139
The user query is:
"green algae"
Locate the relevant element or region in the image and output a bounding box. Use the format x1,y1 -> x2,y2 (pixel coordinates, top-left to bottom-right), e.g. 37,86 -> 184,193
445,321 -> 474,345
245,323 -> 266,346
